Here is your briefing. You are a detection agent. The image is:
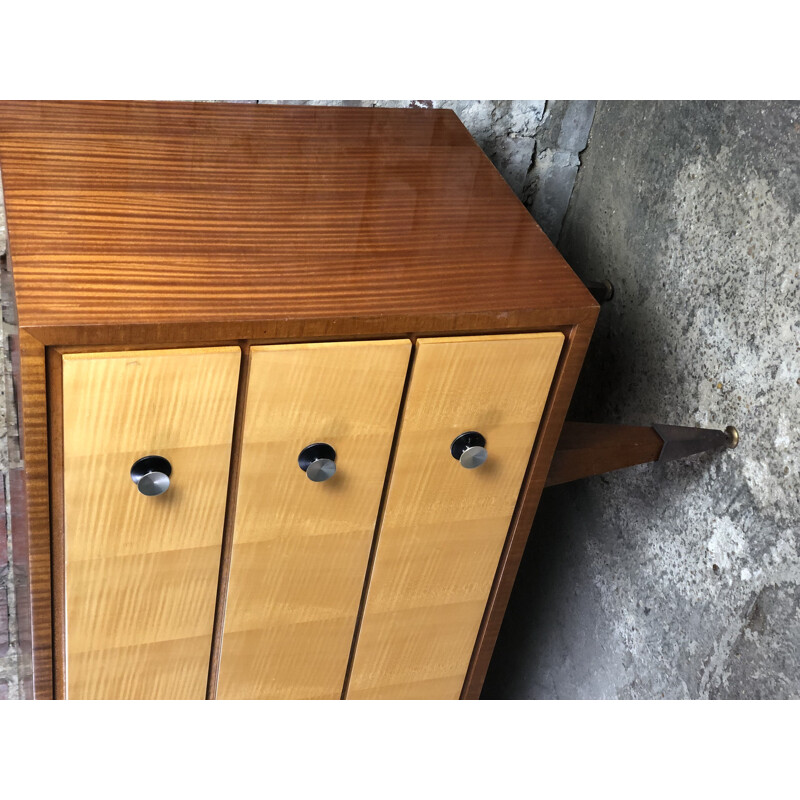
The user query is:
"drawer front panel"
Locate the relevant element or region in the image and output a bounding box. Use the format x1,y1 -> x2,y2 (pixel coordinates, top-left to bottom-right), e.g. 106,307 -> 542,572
62,347 -> 241,699
217,339 -> 411,699
347,332 -> 564,699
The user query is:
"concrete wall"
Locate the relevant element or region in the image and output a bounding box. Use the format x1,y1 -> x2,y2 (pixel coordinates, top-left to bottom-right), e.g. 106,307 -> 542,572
484,101 -> 800,699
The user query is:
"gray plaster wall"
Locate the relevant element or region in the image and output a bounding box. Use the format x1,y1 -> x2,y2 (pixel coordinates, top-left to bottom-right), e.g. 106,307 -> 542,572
483,101 -> 800,699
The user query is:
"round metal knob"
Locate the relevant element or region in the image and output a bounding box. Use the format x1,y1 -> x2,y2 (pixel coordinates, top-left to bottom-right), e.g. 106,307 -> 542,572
131,455 -> 172,496
298,443 -> 337,482
450,431 -> 487,469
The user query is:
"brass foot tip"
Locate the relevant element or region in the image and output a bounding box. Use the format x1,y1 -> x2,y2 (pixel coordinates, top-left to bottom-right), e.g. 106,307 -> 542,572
725,426 -> 739,448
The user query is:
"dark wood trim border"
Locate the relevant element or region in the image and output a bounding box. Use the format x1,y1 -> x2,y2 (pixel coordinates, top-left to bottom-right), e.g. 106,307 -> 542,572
46,348 -> 66,699
16,330 -> 54,699
27,311 -> 595,350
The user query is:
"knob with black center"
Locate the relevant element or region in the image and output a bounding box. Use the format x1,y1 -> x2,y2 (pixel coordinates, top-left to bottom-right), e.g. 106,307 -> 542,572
450,431 -> 488,469
130,455 -> 172,496
298,442 -> 337,482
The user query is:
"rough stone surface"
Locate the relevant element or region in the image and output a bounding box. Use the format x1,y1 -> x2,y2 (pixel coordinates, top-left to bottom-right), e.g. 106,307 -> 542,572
0,166 -> 14,694
522,100 -> 596,242
0,234 -> 20,695
426,100 -> 546,197
0,170 -> 5,257
483,101 -> 800,699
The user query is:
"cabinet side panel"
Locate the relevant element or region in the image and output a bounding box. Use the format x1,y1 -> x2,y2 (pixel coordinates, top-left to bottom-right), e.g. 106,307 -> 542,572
12,331 -> 52,698
62,347 -> 240,699
218,339 -> 411,699
347,332 -> 564,699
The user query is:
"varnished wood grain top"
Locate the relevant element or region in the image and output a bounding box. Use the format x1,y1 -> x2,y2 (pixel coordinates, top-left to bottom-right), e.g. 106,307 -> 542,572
0,101 -> 595,345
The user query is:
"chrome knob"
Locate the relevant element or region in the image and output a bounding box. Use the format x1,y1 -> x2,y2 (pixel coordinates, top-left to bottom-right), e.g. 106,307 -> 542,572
298,443 -> 337,482
131,455 -> 172,496
450,431 -> 487,469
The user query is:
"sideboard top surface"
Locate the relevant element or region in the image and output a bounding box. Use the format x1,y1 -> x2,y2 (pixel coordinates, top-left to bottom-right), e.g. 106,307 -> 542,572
0,101 -> 596,343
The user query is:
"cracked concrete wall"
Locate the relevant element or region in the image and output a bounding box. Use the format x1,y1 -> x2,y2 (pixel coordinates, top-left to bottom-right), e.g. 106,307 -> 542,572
0,168 -> 17,699
0,172 -> 5,257
522,100 -> 596,243
484,101 -> 800,699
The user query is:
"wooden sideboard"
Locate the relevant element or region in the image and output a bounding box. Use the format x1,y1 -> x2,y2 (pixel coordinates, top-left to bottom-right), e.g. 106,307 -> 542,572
0,101 -> 599,699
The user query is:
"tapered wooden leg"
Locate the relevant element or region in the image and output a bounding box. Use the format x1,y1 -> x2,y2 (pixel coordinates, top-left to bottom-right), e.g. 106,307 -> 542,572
545,421 -> 739,487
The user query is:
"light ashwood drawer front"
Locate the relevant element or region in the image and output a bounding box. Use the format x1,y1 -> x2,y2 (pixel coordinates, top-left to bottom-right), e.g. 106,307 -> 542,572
347,332 -> 564,699
217,339 -> 412,699
62,347 -> 241,699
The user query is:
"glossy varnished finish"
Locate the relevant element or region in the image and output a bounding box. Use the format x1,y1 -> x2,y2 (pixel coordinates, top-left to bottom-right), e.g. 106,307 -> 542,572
217,340 -> 410,699
61,347 -> 240,699
0,101 -> 600,699
0,101 -> 595,346
347,333 -> 564,699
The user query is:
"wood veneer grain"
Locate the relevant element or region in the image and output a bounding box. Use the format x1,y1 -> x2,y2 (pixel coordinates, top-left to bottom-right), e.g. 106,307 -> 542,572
347,333 -> 564,700
217,339 -> 411,699
545,422 -> 665,487
61,346 -> 240,699
0,101 -> 596,346
461,321 -> 596,698
24,312 -> 593,349
16,330 -> 53,698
